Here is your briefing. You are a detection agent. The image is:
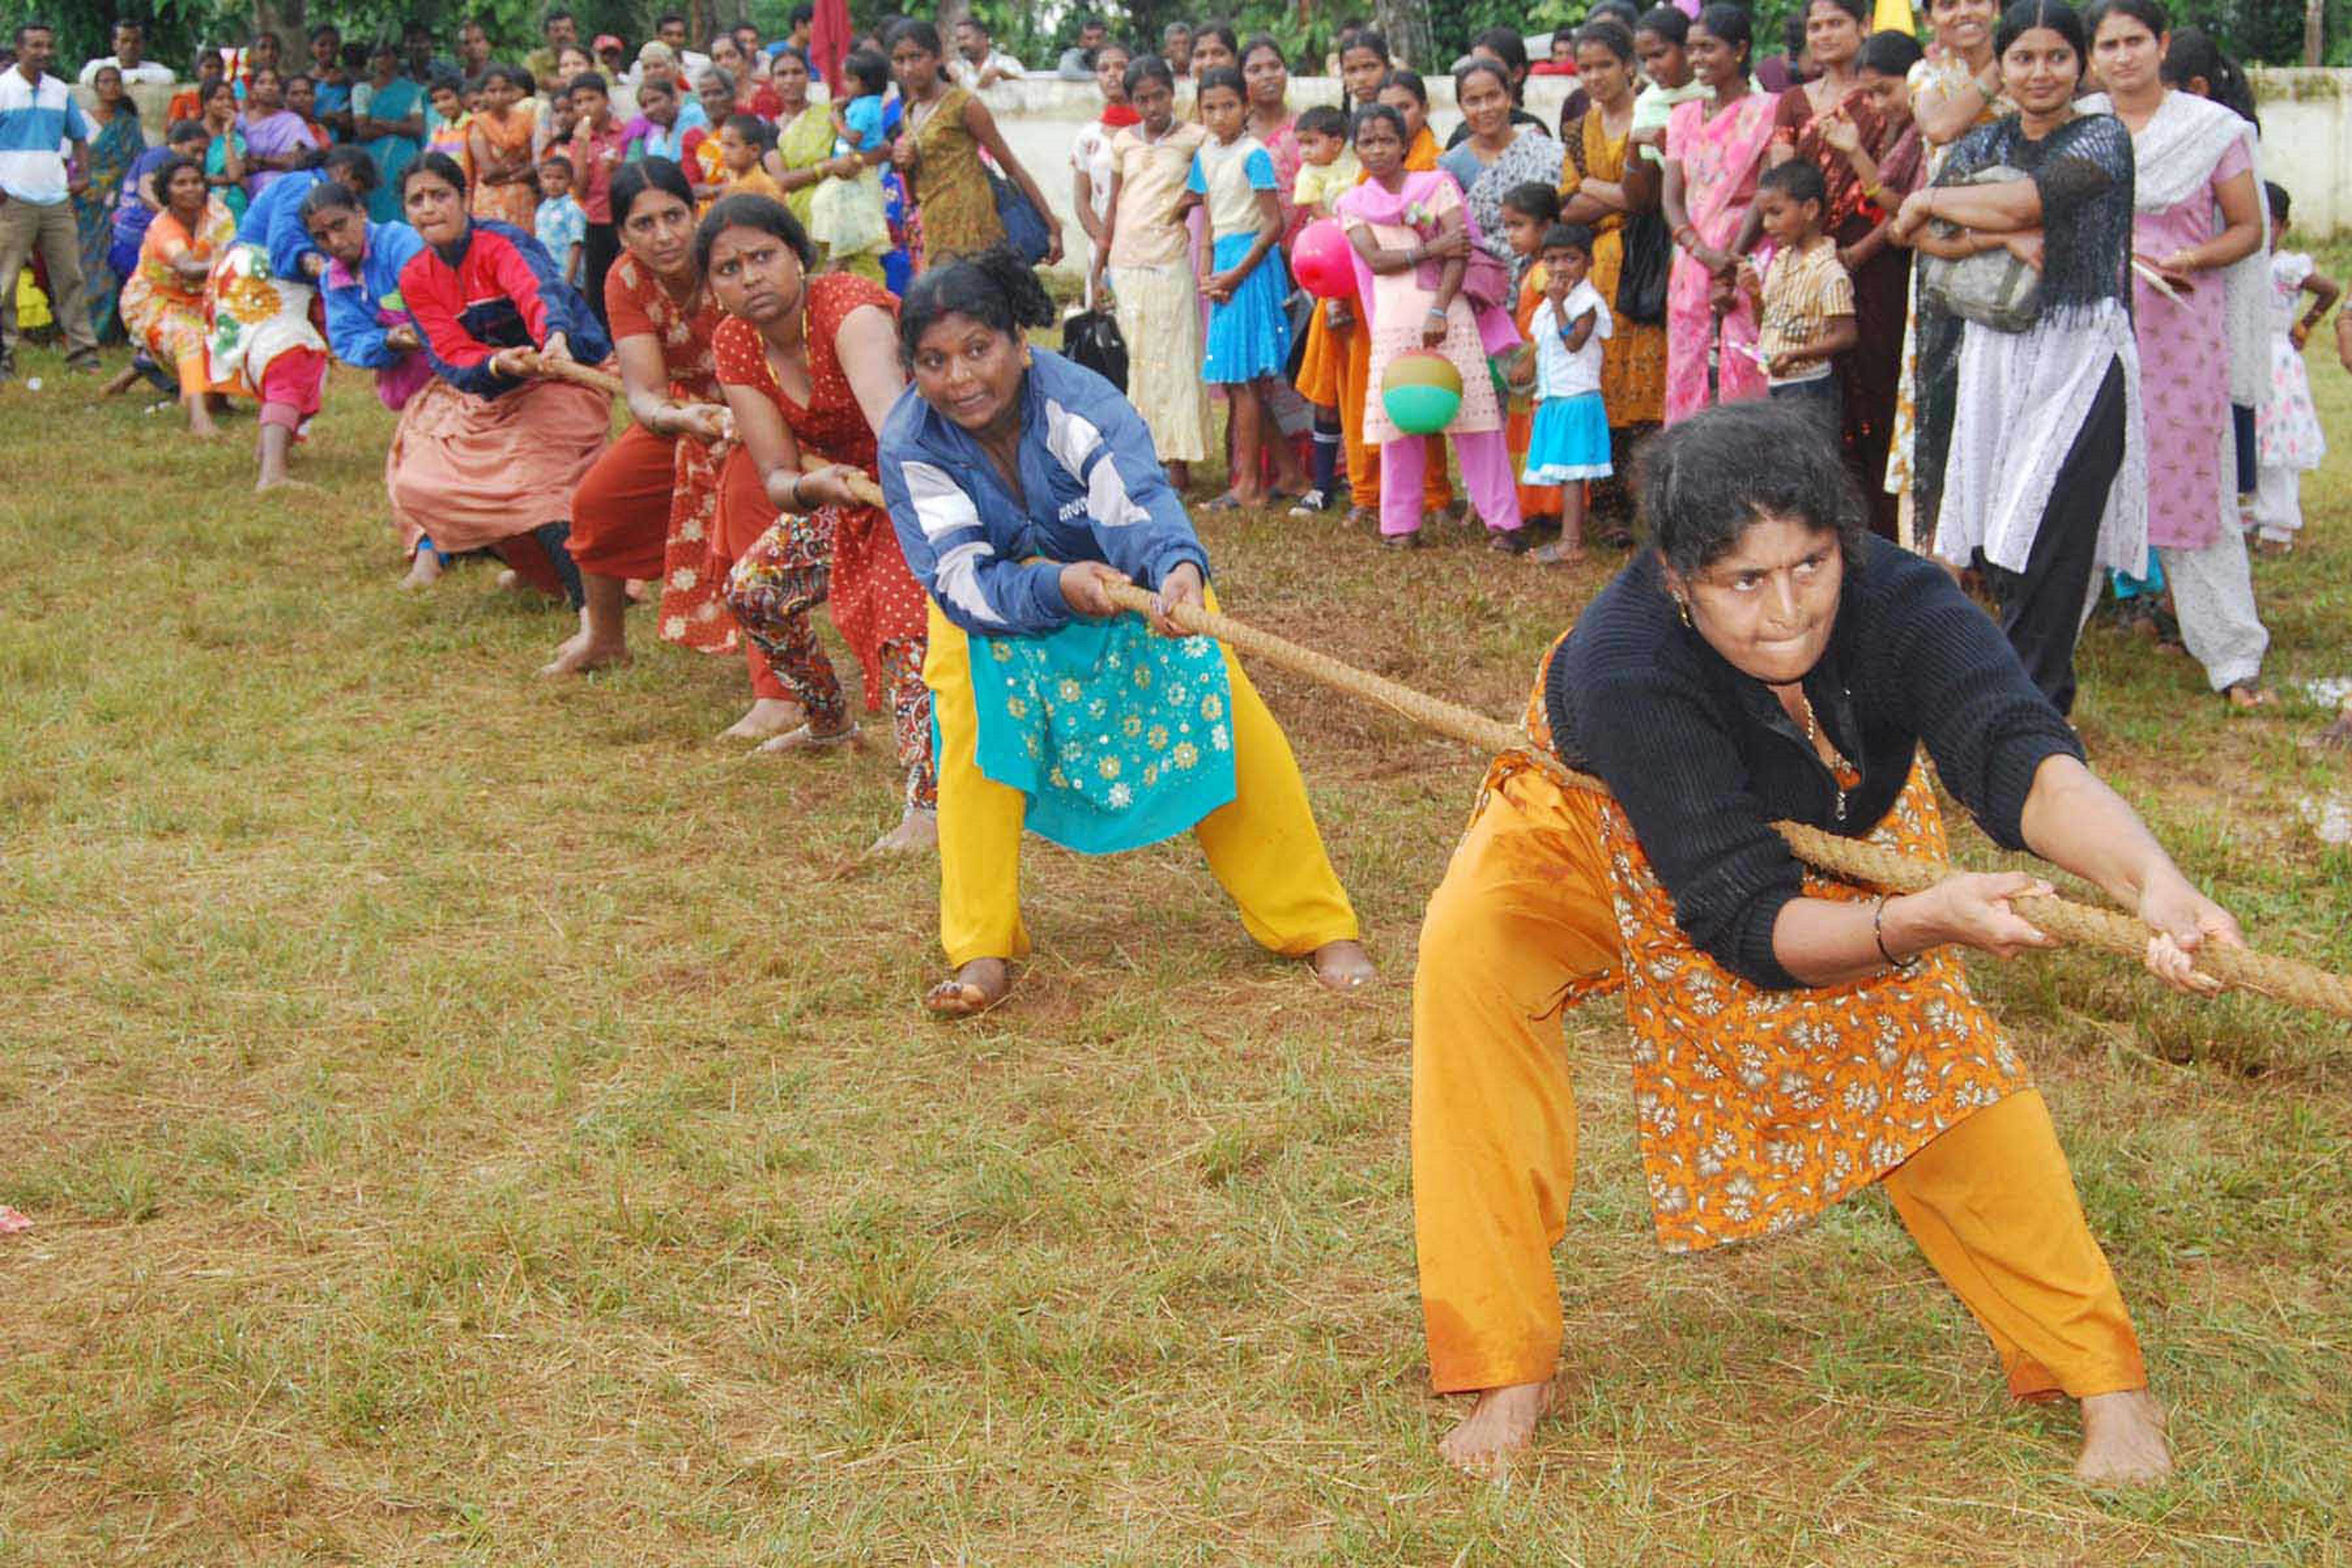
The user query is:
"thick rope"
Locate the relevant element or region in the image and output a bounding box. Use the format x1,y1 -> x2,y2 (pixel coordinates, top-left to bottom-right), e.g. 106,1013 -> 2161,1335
1102,583 -> 2352,1021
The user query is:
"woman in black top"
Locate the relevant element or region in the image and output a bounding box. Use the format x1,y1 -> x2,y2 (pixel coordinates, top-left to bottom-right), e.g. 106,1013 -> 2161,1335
1413,399 -> 2240,1485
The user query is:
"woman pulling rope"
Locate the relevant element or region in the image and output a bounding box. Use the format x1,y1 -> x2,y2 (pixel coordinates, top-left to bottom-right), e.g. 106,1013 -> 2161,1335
1414,397 -> 2238,1486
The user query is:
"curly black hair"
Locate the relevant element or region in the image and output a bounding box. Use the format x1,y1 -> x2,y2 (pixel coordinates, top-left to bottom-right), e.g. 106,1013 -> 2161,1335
1637,400 -> 1868,578
896,245 -> 1055,365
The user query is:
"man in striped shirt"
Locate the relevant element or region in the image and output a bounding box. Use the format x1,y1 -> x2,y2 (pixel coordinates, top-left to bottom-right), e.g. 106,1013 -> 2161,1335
0,20 -> 99,377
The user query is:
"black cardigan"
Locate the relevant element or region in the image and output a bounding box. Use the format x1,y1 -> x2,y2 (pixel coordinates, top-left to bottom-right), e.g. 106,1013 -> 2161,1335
1543,539 -> 2084,990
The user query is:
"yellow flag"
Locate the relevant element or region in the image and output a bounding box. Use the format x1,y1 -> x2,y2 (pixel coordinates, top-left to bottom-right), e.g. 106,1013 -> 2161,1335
1872,0 -> 1918,32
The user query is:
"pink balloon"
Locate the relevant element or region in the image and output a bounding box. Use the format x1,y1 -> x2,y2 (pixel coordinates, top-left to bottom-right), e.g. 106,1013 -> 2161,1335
1291,219 -> 1356,301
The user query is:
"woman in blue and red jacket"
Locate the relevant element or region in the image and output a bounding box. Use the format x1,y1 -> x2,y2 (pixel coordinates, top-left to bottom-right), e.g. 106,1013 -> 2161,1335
386,151 -> 616,612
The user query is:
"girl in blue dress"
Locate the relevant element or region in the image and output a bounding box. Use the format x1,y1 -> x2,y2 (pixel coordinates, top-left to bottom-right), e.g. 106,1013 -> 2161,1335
1181,66 -> 1311,508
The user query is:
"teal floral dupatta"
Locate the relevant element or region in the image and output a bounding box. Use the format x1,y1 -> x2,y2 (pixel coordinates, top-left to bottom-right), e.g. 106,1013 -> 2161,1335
963,612 -> 1238,854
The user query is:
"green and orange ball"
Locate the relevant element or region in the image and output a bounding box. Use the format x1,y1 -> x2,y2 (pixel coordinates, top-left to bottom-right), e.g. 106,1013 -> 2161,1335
1381,351 -> 1462,434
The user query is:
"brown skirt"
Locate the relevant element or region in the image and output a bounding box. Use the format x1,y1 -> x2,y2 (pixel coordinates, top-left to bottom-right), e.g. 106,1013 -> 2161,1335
385,376 -> 613,555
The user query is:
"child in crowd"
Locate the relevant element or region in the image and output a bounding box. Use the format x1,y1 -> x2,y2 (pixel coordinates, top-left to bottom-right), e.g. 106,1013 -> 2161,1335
536,154 -> 588,287
2251,182 -> 2336,553
425,76 -> 474,181
808,48 -> 892,274
1288,103 -> 1358,515
719,113 -> 786,201
1739,160 -> 1852,431
1094,54 -> 1211,490
1499,180 -> 1563,539
1183,67 -> 1311,508
1520,224 -> 1613,565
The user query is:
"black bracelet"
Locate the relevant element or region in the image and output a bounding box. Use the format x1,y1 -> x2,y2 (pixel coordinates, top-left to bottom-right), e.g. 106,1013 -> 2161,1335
1874,894 -> 1918,971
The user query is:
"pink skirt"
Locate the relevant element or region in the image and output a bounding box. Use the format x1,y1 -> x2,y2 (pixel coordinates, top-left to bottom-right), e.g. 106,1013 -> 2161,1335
385,376 -> 613,554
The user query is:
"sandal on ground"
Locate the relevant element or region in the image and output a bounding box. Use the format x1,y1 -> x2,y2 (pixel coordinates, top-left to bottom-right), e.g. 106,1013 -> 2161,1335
1202,492 -> 1248,512
1287,489 -> 1331,517
1380,530 -> 1424,551
756,721 -> 862,754
1487,528 -> 1531,556
1530,539 -> 1587,566
1345,506 -> 1380,531
1598,527 -> 1637,549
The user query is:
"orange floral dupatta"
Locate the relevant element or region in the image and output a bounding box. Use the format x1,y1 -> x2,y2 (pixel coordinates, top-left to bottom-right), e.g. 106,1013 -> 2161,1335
1495,638 -> 2034,1254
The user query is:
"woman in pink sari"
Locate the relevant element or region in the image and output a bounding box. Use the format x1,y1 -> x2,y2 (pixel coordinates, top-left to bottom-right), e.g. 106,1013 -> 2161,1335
1659,4 -> 1778,419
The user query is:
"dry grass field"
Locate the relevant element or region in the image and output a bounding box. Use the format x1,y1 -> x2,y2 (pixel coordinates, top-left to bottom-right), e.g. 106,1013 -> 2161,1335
2,304 -> 2348,1564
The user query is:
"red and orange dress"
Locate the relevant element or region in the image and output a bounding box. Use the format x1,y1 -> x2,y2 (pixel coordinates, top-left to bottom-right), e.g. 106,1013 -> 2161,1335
567,253 -> 747,662
712,272 -> 935,809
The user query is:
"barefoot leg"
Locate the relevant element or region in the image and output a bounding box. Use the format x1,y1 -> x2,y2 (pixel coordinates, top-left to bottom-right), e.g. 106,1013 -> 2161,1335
721,696 -> 805,740
870,805 -> 939,856
255,420 -> 295,491
924,955 -> 1012,1017
2075,1388 -> 2172,1486
1437,1381 -> 1554,1478
540,572 -> 634,677
185,393 -> 221,438
1309,938 -> 1375,992
400,547 -> 444,591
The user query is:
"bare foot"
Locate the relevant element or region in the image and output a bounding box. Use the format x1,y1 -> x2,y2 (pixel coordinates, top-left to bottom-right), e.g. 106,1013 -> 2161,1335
1309,938 -> 1375,994
538,634 -> 632,678
1438,1380 -> 1554,1478
924,956 -> 1011,1017
624,578 -> 651,602
495,568 -> 523,593
756,721 -> 860,755
186,404 -> 221,438
1530,539 -> 1586,566
400,551 -> 444,592
2074,1389 -> 2172,1487
869,805 -> 938,855
2224,681 -> 2274,710
720,697 -> 804,741
101,363 -> 142,397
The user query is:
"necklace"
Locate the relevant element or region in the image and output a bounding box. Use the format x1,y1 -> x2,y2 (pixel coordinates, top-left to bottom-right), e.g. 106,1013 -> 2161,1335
1796,685 -> 1859,823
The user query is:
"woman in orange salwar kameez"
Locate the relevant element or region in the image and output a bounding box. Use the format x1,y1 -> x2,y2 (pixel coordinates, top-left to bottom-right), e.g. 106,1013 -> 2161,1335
466,65 -> 541,229
118,155 -> 241,436
1414,402 -> 2242,1489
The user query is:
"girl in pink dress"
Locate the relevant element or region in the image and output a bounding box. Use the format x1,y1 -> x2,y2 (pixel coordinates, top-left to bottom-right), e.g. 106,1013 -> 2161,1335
1335,105 -> 1526,549
1659,4 -> 1780,420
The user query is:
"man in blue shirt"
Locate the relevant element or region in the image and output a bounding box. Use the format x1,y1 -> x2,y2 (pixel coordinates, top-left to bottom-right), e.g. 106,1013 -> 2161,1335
0,20 -> 99,377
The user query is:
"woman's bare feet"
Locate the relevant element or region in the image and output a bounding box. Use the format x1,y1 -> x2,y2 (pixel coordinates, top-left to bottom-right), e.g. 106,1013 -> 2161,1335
721,697 -> 803,741
924,956 -> 1011,1017
869,805 -> 938,855
539,630 -> 631,677
399,549 -> 444,591
2074,1389 -> 2172,1486
1438,1380 -> 1554,1478
1309,938 -> 1375,993
757,721 -> 860,755
186,399 -> 221,438
2224,680 -> 2274,710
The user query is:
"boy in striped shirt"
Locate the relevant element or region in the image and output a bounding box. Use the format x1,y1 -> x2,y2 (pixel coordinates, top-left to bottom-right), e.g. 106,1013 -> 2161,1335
1737,159 -> 1854,435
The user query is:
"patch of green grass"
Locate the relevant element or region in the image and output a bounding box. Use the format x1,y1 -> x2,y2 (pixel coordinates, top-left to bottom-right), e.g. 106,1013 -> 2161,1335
0,340 -> 2347,1564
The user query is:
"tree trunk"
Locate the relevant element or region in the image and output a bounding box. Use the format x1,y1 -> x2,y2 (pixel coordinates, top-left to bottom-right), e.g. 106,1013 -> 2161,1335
2306,0 -> 2325,66
1374,0 -> 1436,72
254,0 -> 306,56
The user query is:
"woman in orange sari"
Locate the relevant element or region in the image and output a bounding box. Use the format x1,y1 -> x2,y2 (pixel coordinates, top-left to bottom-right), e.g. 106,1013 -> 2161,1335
118,154 -> 240,436
1414,401 -> 2230,1488
466,65 -> 540,227
1562,19 -> 1667,531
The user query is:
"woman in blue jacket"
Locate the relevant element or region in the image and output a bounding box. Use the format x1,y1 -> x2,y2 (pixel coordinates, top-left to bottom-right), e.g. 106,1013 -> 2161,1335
878,247 -> 1375,1016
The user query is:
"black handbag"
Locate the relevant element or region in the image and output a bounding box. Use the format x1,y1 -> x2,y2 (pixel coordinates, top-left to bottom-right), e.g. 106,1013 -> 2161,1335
1615,209 -> 1671,325
1062,306 -> 1128,393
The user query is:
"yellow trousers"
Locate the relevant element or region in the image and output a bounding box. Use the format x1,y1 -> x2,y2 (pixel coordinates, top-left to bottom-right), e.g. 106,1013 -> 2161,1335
924,598 -> 1360,968
1411,766 -> 2148,1400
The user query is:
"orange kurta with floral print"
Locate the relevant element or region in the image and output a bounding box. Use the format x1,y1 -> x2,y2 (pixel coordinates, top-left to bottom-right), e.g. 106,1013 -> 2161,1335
1507,640 -> 2033,1254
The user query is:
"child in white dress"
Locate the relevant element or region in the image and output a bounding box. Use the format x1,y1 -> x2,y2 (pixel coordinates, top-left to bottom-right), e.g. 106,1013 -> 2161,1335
2251,182 -> 2338,553
1522,224 -> 1613,566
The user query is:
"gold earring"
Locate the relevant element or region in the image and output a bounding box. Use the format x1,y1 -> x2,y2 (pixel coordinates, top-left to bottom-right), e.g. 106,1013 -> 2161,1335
1675,596 -> 1693,629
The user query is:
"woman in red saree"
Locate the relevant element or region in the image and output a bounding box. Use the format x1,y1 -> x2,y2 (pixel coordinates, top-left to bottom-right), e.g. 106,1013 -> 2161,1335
700,192 -> 937,854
